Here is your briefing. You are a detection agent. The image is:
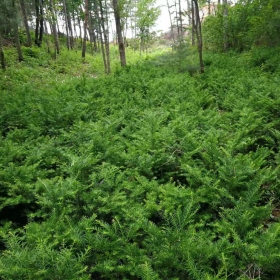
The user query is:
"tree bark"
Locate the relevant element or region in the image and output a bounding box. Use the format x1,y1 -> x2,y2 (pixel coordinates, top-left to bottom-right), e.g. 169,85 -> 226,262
191,0 -> 195,45
193,0 -> 204,73
94,0 -> 107,73
63,0 -> 71,50
99,0 -> 110,74
66,8 -> 74,48
19,0 -> 32,47
167,0 -> 175,44
35,0 -> 44,47
0,35 -> 6,70
12,0 -> 24,62
39,0 -> 44,45
82,0 -> 89,58
49,0 -> 60,57
113,0 -> 126,67
35,0 -> 40,46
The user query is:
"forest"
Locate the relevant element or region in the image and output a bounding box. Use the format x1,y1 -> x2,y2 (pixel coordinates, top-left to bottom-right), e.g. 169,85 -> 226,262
0,0 -> 280,279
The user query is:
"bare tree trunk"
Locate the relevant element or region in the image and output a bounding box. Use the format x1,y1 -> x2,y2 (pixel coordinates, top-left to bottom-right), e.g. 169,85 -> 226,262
72,12 -> 78,39
82,0 -> 89,58
35,0 -> 40,46
0,35 -> 5,70
94,0 -> 107,73
89,11 -> 98,52
113,0 -> 126,67
49,0 -> 60,57
19,0 -> 32,47
191,0 -> 195,45
12,0 -> 24,62
77,9 -> 83,46
99,0 -> 110,74
39,0 -> 44,44
193,0 -> 204,73
67,9 -> 74,48
166,0 -> 175,45
63,0 -> 71,50
186,0 -> 191,27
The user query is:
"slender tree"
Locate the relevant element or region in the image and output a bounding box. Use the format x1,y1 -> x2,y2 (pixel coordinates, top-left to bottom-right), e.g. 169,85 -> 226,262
19,0 -> 32,47
192,0 -> 204,73
93,0 -> 108,73
63,0 -> 71,50
82,0 -> 89,58
166,0 -> 175,44
12,0 -> 24,61
191,0 -> 195,45
99,0 -> 111,73
0,35 -> 5,70
113,0 -> 126,66
48,0 -> 60,57
35,0 -> 44,47
66,3 -> 74,48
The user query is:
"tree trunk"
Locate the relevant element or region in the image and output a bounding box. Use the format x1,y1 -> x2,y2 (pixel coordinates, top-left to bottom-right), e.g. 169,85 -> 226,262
82,0 -> 89,58
35,0 -> 44,47
0,35 -> 6,70
66,8 -> 74,48
166,0 -> 175,44
99,0 -> 110,74
89,13 -> 98,52
191,0 -> 195,45
49,0 -> 60,57
113,0 -> 126,67
63,0 -> 71,50
193,0 -> 204,73
94,0 -> 107,73
39,0 -> 44,45
19,0 -> 32,47
186,0 -> 191,27
12,0 -> 24,62
35,0 -> 40,46
77,10 -> 83,46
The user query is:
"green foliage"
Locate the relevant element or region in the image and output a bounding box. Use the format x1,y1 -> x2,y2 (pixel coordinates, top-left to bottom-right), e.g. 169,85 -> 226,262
203,0 -> 280,51
0,45 -> 280,279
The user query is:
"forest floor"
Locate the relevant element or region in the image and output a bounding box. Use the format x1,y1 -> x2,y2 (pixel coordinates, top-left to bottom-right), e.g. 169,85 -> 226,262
0,44 -> 280,279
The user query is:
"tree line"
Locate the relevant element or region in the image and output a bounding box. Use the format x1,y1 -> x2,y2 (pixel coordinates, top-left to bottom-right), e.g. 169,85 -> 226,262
0,0 -> 161,73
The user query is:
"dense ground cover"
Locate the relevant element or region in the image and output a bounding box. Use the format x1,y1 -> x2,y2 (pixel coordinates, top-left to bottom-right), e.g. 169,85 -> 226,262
0,46 -> 280,279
